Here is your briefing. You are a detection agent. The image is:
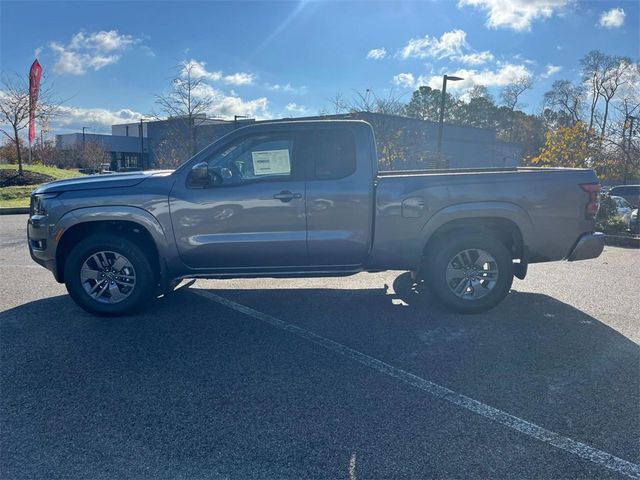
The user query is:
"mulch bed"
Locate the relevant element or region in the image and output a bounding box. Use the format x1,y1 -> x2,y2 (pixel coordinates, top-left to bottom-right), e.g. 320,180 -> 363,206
0,169 -> 54,187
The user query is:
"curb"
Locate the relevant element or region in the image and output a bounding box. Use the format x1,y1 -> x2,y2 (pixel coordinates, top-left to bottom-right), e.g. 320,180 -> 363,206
0,207 -> 29,215
604,234 -> 640,248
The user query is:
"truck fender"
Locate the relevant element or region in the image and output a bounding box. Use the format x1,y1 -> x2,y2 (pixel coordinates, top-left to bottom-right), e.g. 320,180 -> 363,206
54,206 -> 172,259
420,201 -> 534,250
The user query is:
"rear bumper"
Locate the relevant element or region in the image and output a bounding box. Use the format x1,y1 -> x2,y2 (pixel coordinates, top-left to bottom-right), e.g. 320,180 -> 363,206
567,232 -> 604,261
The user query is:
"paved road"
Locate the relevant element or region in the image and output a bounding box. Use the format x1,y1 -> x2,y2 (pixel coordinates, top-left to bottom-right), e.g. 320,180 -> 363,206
1,214 -> 638,479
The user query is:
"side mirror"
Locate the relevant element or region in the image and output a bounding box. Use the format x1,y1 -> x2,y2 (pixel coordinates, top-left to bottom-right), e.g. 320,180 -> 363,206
188,161 -> 209,187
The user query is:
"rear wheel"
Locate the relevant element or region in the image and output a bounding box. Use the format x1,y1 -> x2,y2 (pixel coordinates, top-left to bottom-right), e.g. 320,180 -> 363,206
64,234 -> 156,316
425,232 -> 513,314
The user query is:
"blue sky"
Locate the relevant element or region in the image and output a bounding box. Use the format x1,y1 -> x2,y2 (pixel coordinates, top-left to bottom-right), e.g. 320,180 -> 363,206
1,0 -> 638,134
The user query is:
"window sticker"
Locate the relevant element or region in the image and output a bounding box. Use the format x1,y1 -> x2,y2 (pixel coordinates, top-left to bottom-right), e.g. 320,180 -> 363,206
251,149 -> 291,175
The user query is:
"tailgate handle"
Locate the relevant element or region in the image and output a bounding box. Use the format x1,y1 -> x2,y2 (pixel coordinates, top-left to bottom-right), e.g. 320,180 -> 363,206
273,190 -> 301,202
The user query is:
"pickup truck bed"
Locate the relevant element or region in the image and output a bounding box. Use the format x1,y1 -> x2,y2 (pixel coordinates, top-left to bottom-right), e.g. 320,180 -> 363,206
371,167 -> 599,270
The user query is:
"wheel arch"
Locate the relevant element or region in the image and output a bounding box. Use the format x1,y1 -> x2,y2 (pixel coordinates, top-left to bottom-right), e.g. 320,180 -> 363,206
421,202 -> 533,264
54,207 -> 168,283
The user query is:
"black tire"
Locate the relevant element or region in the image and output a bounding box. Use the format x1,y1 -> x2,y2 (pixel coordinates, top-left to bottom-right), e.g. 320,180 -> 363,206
64,234 -> 157,316
425,232 -> 513,314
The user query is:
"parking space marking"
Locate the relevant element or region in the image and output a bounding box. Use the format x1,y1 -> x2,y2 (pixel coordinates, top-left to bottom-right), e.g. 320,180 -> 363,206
193,288 -> 640,479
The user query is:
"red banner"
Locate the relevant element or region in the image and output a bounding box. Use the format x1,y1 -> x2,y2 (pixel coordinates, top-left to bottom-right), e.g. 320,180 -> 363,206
28,59 -> 43,144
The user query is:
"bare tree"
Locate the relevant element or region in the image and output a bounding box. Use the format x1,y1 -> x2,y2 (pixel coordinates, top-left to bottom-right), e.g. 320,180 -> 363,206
81,140 -> 109,172
600,64 -> 640,182
343,89 -> 411,167
580,50 -> 609,131
468,85 -> 492,101
597,56 -> 633,138
153,130 -> 191,169
543,80 -> 584,125
0,72 -> 57,175
154,60 -> 215,160
501,75 -> 533,142
348,88 -> 405,115
318,93 -> 349,116
32,138 -> 57,167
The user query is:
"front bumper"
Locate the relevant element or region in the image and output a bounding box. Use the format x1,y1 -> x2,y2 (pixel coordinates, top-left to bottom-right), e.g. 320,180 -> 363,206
567,232 -> 605,261
27,215 -> 59,279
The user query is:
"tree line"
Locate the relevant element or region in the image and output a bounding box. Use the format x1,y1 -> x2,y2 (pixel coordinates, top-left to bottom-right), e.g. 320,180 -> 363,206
322,50 -> 639,182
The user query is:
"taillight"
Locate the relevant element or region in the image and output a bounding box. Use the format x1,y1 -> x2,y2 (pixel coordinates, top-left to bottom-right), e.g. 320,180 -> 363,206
580,183 -> 600,220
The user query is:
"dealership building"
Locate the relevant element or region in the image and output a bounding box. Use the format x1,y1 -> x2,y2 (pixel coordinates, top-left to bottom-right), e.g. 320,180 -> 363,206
56,113 -> 521,171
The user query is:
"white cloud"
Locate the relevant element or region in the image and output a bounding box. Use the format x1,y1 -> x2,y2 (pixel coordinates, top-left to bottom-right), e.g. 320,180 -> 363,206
284,103 -> 308,115
452,50 -> 495,65
182,59 -> 222,81
223,72 -> 255,85
540,64 -> 562,79
50,30 -> 141,75
53,106 -> 145,132
183,81 -> 271,119
173,59 -> 271,119
458,0 -> 573,31
400,29 -> 469,59
403,63 -> 533,91
367,48 -> 387,60
69,30 -> 137,52
392,73 -> 417,88
211,95 -> 270,119
398,29 -> 496,67
182,59 -> 255,85
267,83 -> 307,94
599,8 -> 625,28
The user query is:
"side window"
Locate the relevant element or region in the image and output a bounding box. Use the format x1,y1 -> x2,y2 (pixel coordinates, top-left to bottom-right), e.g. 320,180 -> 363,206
312,129 -> 356,180
207,134 -> 294,185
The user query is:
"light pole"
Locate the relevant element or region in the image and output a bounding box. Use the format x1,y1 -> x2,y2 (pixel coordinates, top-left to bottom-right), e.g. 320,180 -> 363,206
234,115 -> 249,130
139,119 -> 145,170
437,75 -> 464,155
139,118 -> 152,170
623,115 -> 637,184
82,126 -> 89,149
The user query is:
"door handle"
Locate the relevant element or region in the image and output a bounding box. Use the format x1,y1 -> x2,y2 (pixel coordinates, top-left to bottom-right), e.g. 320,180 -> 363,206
273,191 -> 302,202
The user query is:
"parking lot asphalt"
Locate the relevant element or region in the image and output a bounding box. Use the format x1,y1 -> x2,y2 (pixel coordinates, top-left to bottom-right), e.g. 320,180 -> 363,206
1,214 -> 638,479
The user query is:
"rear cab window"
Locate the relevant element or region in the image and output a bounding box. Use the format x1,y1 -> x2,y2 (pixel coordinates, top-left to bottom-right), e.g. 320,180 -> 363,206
307,128 -> 357,180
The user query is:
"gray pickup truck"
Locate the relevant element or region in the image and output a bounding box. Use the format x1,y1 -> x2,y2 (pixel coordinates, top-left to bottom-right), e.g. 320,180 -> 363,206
28,120 -> 604,316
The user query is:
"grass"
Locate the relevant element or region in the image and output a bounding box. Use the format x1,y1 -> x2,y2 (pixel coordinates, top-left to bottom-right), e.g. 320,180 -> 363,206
0,164 -> 84,208
0,163 -> 83,180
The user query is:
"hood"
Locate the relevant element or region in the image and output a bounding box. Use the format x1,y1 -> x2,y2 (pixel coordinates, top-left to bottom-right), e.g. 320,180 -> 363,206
32,170 -> 174,194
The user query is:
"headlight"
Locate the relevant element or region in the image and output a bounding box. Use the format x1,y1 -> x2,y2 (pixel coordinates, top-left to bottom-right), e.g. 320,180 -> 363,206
30,193 -> 58,216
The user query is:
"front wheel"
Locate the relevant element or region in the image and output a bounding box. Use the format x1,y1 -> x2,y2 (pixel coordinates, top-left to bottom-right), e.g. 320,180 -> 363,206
64,234 -> 156,316
425,233 -> 513,314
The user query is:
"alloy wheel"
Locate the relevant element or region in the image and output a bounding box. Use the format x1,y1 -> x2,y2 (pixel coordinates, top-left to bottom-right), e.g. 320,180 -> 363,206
80,251 -> 137,304
445,248 -> 499,300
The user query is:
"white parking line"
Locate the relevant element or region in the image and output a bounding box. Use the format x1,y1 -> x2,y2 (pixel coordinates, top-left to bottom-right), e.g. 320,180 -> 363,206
193,288 -> 640,479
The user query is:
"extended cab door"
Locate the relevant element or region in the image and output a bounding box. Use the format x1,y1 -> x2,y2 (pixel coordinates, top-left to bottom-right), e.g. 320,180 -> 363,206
304,126 -> 374,266
170,130 -> 308,269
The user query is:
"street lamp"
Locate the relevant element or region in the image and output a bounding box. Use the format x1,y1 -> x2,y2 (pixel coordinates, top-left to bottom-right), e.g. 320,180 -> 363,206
82,126 -> 89,149
437,75 -> 464,155
139,119 -> 145,169
234,115 -> 249,130
623,115 -> 637,184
